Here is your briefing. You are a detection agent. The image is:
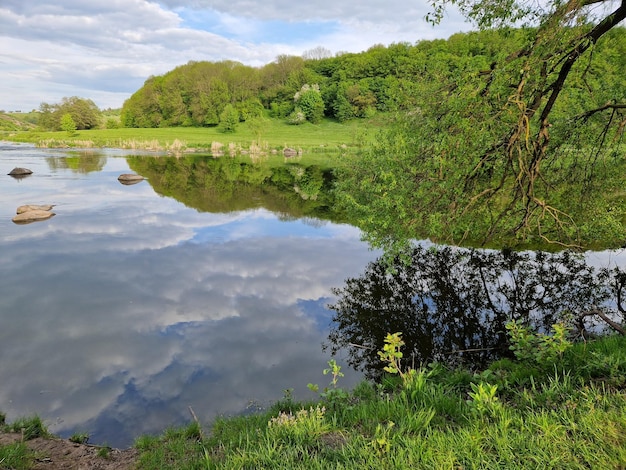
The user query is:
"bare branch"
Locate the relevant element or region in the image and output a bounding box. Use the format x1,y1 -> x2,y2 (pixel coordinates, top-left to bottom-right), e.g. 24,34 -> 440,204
578,308 -> 626,335
575,102 -> 626,121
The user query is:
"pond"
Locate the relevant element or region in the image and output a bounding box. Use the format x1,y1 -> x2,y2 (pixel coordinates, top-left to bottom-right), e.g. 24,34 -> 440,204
0,143 -> 379,448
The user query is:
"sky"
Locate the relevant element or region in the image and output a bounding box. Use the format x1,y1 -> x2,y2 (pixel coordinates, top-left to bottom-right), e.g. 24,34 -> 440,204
0,0 -> 471,112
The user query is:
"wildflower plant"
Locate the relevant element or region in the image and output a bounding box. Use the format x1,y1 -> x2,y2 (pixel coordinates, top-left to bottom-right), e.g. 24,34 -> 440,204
370,421 -> 395,455
378,332 -> 410,381
267,405 -> 329,442
468,382 -> 501,417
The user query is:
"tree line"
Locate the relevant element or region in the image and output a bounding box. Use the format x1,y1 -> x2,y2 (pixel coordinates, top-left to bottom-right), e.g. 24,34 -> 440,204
118,27 -> 626,129
37,26 -> 625,138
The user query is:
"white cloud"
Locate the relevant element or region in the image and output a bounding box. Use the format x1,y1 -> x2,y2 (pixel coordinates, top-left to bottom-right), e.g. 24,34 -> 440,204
0,0 -> 470,111
162,0 -> 432,23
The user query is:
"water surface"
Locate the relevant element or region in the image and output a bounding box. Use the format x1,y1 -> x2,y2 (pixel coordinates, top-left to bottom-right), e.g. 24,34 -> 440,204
3,142 -> 625,448
0,143 -> 378,447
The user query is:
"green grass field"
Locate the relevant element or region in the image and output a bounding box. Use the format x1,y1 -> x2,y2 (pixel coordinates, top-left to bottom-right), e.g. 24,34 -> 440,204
1,116 -> 384,155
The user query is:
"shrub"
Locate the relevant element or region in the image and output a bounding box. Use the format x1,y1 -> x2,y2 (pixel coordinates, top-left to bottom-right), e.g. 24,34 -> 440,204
218,104 -> 239,133
286,107 -> 306,125
506,320 -> 572,367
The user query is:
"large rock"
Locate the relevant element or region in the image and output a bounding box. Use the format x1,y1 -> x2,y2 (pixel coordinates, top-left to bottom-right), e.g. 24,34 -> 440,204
12,209 -> 55,224
8,167 -> 33,176
16,204 -> 55,214
118,174 -> 144,185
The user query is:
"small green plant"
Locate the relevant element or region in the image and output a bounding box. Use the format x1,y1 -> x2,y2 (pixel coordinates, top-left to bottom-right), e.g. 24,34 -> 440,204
69,432 -> 89,444
506,320 -> 572,366
377,332 -> 407,380
583,350 -> 626,383
267,405 -> 329,442
370,421 -> 395,455
468,382 -> 501,417
96,445 -> 112,459
401,368 -> 429,403
0,442 -> 30,469
7,416 -> 48,440
308,359 -> 349,406
282,388 -> 294,402
323,359 -> 344,388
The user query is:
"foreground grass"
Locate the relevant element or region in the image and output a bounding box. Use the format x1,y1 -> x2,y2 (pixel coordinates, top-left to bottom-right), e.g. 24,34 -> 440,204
2,334 -> 625,469
0,413 -> 48,469
136,334 -> 626,469
0,441 -> 31,470
1,117 -> 382,155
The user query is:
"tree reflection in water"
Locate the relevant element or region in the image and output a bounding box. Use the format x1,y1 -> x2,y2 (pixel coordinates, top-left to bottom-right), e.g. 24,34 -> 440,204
327,245 -> 620,379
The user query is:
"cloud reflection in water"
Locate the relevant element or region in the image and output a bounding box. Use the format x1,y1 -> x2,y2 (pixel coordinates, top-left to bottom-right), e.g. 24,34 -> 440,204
0,147 -> 378,447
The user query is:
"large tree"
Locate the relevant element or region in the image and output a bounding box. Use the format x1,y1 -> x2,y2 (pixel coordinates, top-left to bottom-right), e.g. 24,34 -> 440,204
338,1 -> 626,251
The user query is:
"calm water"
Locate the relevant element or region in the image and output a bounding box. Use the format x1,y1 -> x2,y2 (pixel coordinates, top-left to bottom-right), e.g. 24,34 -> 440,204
3,142 -> 626,448
0,143 -> 379,447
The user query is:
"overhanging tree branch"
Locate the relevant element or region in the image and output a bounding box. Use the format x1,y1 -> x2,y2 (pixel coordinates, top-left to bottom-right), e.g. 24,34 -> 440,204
575,101 -> 626,120
540,0 -> 626,124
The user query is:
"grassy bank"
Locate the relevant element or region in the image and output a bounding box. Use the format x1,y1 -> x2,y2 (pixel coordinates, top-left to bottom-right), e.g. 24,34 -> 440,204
1,117 -> 381,155
3,332 -> 626,469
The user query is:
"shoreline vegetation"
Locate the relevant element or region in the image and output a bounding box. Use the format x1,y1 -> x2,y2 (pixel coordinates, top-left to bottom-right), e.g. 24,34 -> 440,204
1,116 -> 380,157
4,121 -> 626,252
1,331 -> 625,469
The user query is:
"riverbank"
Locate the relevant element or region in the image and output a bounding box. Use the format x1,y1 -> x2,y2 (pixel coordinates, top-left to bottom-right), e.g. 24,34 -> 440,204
0,431 -> 137,469
0,117 -> 380,157
3,332 -> 625,469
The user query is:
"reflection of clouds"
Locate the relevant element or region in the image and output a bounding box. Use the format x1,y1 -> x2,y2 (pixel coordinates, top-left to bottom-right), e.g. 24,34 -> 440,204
1,235 -> 374,446
5,146 -> 625,447
1,147 -> 377,447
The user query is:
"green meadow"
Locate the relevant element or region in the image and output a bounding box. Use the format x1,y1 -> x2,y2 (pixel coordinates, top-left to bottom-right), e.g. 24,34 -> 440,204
2,116 -> 382,156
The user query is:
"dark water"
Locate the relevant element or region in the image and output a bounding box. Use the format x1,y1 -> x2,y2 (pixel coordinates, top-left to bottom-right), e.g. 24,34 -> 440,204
327,245 -> 626,379
0,143 -> 379,447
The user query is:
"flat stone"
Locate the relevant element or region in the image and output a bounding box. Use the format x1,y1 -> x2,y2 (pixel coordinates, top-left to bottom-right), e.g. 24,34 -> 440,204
12,209 -> 55,224
16,204 -> 55,214
118,174 -> 144,182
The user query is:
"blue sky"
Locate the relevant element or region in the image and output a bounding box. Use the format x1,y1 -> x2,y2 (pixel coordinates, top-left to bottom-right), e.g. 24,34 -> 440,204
0,1 -> 471,112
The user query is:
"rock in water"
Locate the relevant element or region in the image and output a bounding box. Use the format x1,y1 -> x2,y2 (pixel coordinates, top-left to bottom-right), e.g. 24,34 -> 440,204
118,174 -> 144,185
8,167 -> 33,176
12,209 -> 55,224
16,204 -> 55,214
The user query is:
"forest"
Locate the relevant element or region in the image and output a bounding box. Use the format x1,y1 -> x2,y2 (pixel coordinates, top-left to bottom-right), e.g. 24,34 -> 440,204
119,27 -> 626,129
